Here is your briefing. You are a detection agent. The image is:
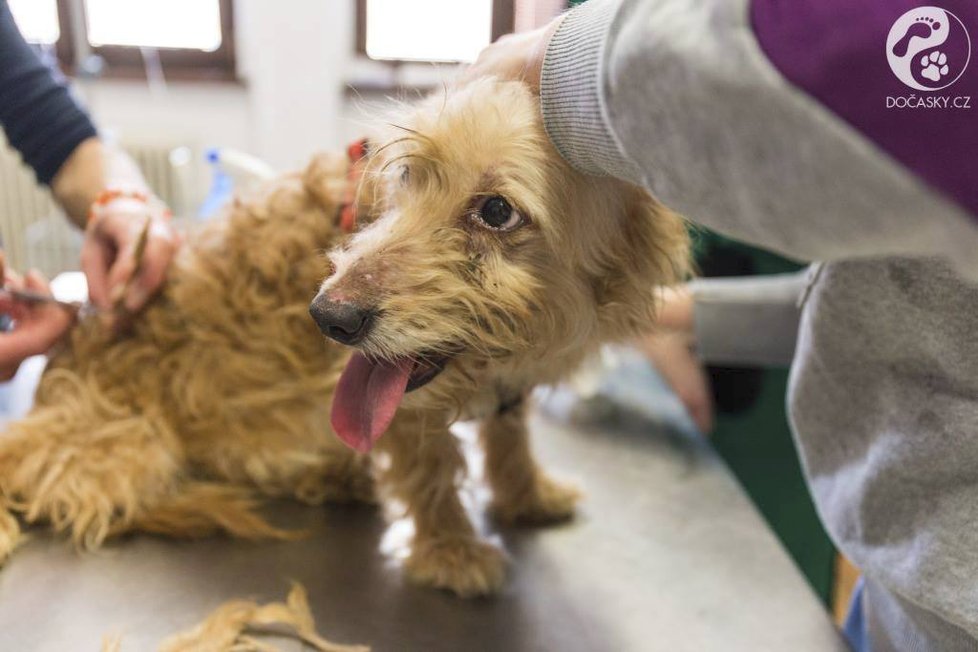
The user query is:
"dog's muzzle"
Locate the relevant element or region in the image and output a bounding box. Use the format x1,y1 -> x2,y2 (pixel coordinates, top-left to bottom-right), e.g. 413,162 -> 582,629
309,294 -> 374,345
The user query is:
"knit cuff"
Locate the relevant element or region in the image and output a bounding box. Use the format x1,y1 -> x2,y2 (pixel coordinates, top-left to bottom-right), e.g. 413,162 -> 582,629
689,273 -> 807,368
540,0 -> 639,181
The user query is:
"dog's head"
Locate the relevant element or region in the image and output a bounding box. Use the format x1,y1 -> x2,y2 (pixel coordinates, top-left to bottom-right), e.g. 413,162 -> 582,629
311,78 -> 689,452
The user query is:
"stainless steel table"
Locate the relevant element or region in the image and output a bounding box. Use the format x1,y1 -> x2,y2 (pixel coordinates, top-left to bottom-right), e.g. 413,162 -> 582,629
0,411 -> 846,651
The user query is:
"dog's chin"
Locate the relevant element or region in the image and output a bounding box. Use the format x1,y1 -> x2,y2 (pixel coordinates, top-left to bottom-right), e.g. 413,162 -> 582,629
404,353 -> 451,392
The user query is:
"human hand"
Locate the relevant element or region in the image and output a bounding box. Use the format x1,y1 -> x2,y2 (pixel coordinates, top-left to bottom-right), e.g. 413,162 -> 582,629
462,18 -> 562,92
0,265 -> 75,380
636,287 -> 714,434
638,330 -> 714,434
80,192 -> 180,314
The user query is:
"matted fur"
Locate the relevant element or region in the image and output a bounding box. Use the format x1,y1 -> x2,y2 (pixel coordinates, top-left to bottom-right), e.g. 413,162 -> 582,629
0,78 -> 689,598
0,153 -> 368,560
103,583 -> 369,652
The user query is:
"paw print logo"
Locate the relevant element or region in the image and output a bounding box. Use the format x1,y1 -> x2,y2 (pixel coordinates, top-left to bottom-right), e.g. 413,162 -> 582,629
886,7 -> 971,91
920,51 -> 950,82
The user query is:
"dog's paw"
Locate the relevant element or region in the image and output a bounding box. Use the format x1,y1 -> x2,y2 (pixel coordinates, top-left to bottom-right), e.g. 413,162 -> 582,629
491,474 -> 580,525
404,536 -> 507,598
336,465 -> 378,505
293,468 -> 376,506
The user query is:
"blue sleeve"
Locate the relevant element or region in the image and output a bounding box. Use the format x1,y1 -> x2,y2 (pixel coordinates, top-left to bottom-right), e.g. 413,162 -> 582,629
0,0 -> 98,185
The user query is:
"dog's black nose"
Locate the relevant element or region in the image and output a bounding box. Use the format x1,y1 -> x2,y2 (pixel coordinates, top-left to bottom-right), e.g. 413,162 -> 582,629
309,295 -> 374,345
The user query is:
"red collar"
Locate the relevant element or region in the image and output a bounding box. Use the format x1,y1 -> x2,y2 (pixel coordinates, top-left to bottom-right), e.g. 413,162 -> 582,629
338,138 -> 369,233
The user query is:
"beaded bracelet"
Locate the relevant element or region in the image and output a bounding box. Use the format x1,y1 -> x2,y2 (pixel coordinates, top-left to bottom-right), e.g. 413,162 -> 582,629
86,189 -> 171,225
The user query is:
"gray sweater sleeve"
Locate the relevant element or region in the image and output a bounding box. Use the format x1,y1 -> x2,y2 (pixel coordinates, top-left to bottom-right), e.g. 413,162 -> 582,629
690,272 -> 807,368
541,0 -> 978,280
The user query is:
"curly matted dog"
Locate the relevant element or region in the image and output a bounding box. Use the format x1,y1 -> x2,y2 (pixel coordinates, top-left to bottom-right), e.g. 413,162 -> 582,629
0,78 -> 688,596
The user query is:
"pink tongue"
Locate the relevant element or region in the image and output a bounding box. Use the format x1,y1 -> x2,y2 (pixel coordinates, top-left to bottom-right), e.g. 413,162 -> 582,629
331,352 -> 413,453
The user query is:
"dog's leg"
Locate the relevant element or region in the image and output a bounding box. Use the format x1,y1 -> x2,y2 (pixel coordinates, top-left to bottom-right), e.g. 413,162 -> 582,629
0,383 -> 189,550
188,416 -> 375,507
289,446 -> 375,506
0,501 -> 20,565
127,481 -> 297,541
378,410 -> 506,597
480,400 -> 580,525
0,408 -> 295,547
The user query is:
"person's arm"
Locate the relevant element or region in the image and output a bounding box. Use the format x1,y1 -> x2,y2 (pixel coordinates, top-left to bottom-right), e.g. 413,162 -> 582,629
0,0 -> 96,188
637,272 -> 806,433
0,0 -> 178,312
51,138 -> 147,227
651,272 -> 807,368
470,0 -> 978,279
53,138 -> 178,311
689,272 -> 806,368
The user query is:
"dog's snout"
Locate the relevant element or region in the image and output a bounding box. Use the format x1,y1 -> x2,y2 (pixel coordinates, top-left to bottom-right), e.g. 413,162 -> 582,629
309,295 -> 374,345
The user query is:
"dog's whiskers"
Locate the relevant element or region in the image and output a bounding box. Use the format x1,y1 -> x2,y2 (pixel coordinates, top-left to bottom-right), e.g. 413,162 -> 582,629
386,123 -> 436,148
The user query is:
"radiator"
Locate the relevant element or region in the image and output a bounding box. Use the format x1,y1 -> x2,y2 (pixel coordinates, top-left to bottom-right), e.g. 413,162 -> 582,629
0,137 -> 59,275
0,136 -> 194,277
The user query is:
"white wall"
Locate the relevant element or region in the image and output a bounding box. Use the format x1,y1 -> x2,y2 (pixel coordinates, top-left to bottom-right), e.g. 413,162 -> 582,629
74,0 -> 460,195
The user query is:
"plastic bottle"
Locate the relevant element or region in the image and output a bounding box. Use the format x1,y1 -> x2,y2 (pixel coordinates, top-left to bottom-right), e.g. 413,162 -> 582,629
198,148 -> 276,220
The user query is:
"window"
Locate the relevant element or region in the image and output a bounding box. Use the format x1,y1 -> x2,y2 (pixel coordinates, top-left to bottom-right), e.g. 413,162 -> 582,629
357,0 -> 516,63
356,0 -> 568,64
85,0 -> 223,51
363,0 -> 495,63
8,0 -> 60,45
8,0 -> 236,81
514,0 -> 568,33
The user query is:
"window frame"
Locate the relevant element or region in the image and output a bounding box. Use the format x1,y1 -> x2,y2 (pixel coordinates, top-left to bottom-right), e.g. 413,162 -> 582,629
51,0 -> 237,82
355,0 -> 515,63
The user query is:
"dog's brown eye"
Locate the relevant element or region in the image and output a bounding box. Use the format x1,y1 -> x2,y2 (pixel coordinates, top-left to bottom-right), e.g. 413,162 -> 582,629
476,196 -> 522,231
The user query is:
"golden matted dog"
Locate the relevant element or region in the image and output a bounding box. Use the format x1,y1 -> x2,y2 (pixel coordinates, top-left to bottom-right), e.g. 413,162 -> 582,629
0,78 -> 688,596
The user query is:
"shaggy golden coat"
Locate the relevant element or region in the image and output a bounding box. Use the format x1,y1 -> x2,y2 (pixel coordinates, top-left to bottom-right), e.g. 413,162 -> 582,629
0,79 -> 688,597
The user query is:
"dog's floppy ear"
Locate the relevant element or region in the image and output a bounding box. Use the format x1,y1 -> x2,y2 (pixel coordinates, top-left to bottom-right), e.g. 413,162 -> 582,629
303,149 -> 386,229
594,185 -> 690,340
302,151 -> 348,210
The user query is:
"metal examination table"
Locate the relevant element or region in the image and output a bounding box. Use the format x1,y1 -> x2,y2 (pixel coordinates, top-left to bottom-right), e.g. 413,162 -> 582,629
0,408 -> 846,651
